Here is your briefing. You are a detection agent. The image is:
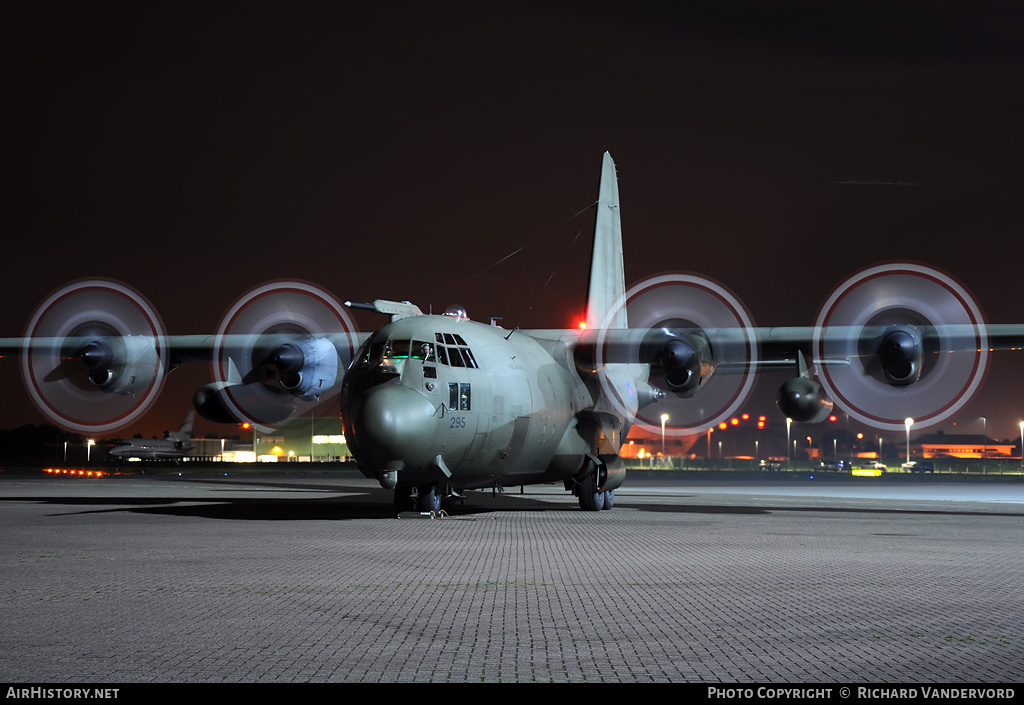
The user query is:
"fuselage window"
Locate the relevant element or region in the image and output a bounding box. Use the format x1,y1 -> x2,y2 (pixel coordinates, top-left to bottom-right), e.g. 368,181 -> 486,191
448,382 -> 471,411
435,345 -> 449,366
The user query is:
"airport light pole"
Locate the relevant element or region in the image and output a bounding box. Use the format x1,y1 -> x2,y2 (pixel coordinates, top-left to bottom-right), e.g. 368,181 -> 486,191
660,413 -> 668,456
904,418 -> 914,466
87,439 -> 94,463
1019,421 -> 1023,471
786,418 -> 792,464
981,416 -> 987,473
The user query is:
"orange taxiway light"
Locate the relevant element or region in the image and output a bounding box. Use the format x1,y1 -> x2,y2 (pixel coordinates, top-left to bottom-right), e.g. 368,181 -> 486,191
42,468 -> 106,478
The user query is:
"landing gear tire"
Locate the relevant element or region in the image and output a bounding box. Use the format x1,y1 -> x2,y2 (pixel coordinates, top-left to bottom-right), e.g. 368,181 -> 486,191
578,470 -> 606,512
602,489 -> 615,510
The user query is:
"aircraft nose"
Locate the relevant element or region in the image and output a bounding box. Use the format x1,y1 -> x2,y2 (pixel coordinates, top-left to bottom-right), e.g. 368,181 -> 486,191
348,383 -> 437,468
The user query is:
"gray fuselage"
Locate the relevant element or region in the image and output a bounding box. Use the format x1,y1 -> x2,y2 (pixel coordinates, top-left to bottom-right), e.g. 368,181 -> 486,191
341,314 -> 597,490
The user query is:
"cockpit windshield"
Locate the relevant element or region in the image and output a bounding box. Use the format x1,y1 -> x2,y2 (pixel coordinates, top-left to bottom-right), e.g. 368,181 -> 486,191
352,331 -> 477,374
433,332 -> 478,368
382,339 -> 436,361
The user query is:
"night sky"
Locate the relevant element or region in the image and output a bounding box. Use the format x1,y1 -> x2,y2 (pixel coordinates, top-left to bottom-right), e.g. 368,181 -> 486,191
3,2 -> 1024,440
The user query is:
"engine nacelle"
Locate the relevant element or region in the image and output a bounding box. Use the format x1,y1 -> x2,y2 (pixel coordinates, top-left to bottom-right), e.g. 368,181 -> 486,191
641,329 -> 714,397
777,376 -> 833,424
874,326 -> 923,386
192,381 -> 296,426
77,335 -> 161,395
272,337 -> 340,400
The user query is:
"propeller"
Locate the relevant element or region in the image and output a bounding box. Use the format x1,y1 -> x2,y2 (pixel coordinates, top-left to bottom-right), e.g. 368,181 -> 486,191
595,272 -> 758,436
813,262 -> 988,432
208,280 -> 358,429
21,279 -> 167,434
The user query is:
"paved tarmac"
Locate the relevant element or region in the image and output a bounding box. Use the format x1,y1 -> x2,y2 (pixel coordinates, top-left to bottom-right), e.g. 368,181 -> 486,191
2,468 -> 1023,684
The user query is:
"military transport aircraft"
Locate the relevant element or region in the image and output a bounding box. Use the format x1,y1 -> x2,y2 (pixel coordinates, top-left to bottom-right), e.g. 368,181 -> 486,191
4,153 -> 1023,512
108,411 -> 195,461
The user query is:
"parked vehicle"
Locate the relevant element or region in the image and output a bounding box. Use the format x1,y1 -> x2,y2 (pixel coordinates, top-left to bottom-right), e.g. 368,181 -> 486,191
901,461 -> 935,473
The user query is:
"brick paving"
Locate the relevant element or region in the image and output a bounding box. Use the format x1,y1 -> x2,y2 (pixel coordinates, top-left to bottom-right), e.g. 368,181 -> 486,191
1,472 -> 1022,683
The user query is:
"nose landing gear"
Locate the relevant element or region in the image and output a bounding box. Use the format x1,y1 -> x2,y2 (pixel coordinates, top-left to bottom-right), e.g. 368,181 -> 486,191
394,481 -> 442,515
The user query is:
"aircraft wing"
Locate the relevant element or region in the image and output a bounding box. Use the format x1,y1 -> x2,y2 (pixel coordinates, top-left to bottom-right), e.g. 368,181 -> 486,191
550,320 -> 1024,434
2,278 -> 373,433
3,329 -> 368,436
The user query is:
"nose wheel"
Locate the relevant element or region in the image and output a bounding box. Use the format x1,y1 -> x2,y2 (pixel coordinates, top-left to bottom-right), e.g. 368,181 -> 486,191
394,482 -> 442,514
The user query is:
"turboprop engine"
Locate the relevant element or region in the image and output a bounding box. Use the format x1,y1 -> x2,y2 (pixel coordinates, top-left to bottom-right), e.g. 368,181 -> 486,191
805,263 -> 988,432
194,281 -> 357,428
593,272 -> 759,436
20,279 -> 169,434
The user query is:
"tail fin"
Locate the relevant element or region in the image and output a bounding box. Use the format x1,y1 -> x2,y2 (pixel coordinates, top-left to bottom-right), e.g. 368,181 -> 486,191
177,411 -> 195,439
585,152 -> 627,330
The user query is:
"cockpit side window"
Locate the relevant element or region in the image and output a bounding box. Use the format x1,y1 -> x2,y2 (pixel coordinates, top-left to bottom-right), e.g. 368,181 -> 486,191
357,331 -> 387,367
411,341 -> 434,361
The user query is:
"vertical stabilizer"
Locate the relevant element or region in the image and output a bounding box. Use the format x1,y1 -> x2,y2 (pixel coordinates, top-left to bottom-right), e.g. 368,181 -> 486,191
585,152 -> 627,329
173,411 -> 195,440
